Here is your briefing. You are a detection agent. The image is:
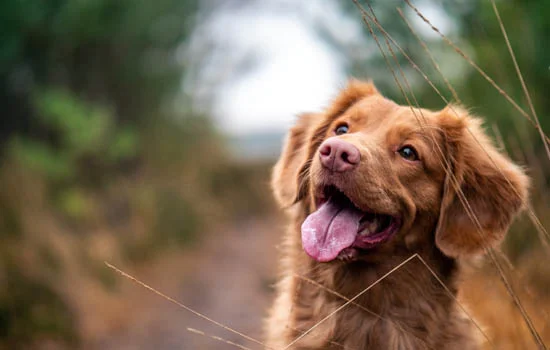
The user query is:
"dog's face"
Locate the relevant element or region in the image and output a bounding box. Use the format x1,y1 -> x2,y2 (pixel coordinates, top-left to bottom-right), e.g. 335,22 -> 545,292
272,80 -> 528,262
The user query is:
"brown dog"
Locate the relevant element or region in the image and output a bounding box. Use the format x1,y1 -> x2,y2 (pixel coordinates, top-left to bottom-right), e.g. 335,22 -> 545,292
266,80 -> 528,349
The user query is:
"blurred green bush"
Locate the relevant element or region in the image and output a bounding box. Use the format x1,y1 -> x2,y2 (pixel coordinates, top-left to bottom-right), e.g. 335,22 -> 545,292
10,88 -> 138,220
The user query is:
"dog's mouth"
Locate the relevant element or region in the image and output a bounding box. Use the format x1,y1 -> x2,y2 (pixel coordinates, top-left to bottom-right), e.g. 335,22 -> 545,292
301,186 -> 400,262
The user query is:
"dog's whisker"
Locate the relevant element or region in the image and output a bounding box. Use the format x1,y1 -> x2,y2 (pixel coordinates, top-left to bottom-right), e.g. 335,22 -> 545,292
282,254 -> 418,349
104,262 -> 273,350
186,328 -> 255,350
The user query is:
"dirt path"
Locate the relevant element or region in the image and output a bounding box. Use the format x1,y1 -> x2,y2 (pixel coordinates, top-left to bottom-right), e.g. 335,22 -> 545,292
89,216 -> 282,350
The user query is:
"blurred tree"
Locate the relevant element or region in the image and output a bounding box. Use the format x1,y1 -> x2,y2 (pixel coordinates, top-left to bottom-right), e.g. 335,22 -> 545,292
342,1 -> 548,142
0,0 -> 199,148
0,0 -> 204,347
338,0 -> 466,108
448,0 -> 550,139
0,0 -> 204,218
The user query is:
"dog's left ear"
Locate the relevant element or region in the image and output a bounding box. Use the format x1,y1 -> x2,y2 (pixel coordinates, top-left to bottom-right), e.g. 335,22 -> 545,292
435,106 -> 529,257
271,113 -> 323,207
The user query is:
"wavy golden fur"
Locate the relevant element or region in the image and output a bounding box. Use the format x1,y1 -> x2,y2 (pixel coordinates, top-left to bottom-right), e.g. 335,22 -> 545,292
266,80 -> 529,349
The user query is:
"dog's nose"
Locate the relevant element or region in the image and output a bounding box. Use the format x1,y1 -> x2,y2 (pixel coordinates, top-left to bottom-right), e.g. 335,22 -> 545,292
319,138 -> 360,172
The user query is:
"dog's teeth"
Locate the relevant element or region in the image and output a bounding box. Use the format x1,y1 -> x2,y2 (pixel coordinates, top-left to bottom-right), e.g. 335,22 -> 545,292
359,218 -> 380,236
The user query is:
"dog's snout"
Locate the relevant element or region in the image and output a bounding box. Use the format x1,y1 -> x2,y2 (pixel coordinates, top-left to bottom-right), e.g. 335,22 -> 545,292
319,138 -> 360,172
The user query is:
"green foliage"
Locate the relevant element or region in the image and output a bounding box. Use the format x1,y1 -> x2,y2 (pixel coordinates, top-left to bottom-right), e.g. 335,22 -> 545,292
9,88 -> 139,220
0,0 -> 207,347
10,137 -> 73,180
35,89 -> 114,154
0,0 -> 198,118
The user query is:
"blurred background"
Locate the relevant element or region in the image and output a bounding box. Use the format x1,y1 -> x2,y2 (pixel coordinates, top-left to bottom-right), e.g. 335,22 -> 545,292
0,0 -> 549,349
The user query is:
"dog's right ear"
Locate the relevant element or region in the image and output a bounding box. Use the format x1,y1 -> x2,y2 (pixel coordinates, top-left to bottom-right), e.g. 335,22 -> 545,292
435,107 -> 529,257
271,113 -> 322,207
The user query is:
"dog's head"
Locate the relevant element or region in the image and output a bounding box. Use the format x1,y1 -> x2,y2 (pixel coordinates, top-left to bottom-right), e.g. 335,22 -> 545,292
272,80 -> 528,262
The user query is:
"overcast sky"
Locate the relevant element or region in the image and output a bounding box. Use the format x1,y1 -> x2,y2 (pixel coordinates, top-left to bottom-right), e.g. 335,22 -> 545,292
184,0 -> 454,137
183,1 -> 365,136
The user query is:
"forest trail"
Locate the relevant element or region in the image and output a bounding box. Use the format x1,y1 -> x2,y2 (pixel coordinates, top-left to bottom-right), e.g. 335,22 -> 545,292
89,216 -> 282,350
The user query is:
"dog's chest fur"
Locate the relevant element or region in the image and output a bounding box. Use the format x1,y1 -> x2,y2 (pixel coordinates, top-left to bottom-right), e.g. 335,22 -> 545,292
265,219 -> 480,350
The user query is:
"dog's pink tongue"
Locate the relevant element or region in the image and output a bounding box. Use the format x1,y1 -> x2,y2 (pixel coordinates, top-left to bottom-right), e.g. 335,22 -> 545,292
301,198 -> 363,262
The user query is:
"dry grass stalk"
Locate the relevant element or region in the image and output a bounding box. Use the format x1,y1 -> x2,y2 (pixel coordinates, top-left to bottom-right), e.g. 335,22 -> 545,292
490,0 -> 550,161
351,1 -> 546,347
403,0 -> 550,146
187,327 -> 254,350
104,262 -> 271,350
282,255 -> 418,349
105,2 -> 550,348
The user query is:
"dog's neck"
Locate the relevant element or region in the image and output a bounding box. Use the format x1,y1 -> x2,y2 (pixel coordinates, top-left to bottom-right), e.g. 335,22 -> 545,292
283,207 -> 478,349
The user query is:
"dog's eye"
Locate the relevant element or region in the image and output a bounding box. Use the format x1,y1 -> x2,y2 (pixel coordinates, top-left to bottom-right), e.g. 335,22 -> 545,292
397,146 -> 419,161
335,124 -> 349,135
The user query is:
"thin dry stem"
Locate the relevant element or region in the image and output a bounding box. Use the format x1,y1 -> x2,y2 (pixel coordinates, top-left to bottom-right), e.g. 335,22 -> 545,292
295,273 -> 437,350
404,0 -> 550,147
398,3 -> 550,247
413,255 -> 494,346
286,325 -> 355,350
105,4 -> 550,349
361,2 -> 549,242
396,7 -> 460,103
355,2 -> 550,242
282,254 -> 418,349
491,124 -> 550,252
490,0 -> 550,162
353,2 -> 546,347
104,262 -> 271,350
187,328 -> 254,350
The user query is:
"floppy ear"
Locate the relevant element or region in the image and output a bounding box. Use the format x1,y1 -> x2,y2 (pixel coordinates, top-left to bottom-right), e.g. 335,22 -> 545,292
271,113 -> 322,207
435,107 -> 529,257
